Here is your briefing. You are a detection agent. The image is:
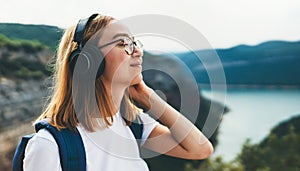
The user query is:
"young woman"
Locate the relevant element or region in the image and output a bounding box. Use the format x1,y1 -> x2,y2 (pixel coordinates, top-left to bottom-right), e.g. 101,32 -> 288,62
23,14 -> 213,171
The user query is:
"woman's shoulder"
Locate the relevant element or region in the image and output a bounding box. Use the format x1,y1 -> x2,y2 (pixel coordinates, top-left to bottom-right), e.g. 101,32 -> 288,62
138,112 -> 159,145
24,128 -> 61,170
25,128 -> 58,156
32,128 -> 57,143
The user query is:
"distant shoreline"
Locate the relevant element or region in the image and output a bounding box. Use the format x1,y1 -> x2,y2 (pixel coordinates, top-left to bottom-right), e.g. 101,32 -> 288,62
198,83 -> 300,90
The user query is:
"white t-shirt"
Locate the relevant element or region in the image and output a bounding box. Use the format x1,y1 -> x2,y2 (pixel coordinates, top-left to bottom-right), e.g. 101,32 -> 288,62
24,112 -> 158,171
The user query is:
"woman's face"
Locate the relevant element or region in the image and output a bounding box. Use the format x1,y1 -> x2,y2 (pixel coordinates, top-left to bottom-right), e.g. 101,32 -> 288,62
98,20 -> 143,87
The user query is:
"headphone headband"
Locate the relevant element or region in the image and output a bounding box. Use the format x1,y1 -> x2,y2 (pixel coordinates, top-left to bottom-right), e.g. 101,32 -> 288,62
68,14 -> 99,64
73,14 -> 99,50
68,14 -> 105,78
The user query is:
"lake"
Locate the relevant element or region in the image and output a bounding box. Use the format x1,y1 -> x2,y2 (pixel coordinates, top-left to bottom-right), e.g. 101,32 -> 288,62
202,88 -> 300,161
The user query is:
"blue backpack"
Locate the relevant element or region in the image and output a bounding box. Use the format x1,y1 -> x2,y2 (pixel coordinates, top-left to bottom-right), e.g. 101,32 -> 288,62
12,117 -> 143,171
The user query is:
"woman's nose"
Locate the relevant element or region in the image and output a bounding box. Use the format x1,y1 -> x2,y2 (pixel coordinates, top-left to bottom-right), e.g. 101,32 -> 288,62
132,43 -> 143,57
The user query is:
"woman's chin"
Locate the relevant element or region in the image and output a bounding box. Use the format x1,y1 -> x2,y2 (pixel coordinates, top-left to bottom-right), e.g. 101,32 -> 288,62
130,74 -> 143,86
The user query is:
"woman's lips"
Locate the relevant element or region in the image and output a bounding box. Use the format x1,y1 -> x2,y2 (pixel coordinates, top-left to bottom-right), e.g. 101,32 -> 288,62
130,62 -> 142,67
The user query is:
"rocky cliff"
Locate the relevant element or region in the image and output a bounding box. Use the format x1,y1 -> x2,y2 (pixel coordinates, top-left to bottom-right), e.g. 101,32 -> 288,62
0,46 -> 53,170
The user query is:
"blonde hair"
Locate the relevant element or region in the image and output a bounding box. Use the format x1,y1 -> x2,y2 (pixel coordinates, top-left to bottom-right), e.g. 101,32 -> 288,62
36,14 -> 141,131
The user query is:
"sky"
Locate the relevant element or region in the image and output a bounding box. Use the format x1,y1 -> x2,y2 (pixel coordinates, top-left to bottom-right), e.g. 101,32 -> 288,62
1,0 -> 300,51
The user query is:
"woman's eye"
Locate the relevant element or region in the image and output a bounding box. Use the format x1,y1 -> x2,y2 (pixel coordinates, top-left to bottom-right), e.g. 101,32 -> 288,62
117,43 -> 125,46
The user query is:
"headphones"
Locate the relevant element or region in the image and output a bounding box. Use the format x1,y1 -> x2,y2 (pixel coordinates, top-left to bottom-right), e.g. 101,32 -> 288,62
68,14 -> 105,79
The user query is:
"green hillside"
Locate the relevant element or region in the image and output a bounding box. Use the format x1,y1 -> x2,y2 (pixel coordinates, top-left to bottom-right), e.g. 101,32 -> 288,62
0,34 -> 47,52
0,23 -> 62,79
239,114 -> 300,171
0,34 -> 52,79
0,23 -> 63,50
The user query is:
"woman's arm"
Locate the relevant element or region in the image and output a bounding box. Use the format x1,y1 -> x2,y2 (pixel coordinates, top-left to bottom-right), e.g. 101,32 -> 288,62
129,81 -> 214,160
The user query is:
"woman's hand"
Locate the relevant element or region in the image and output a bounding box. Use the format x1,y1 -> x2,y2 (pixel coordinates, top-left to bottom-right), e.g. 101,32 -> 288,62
129,80 -> 167,119
128,80 -> 153,110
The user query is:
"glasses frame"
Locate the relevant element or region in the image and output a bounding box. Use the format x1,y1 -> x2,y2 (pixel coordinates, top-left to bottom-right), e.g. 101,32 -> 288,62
98,37 -> 143,55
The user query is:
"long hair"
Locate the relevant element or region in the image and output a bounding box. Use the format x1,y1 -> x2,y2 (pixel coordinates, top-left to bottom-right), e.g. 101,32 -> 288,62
36,14 -> 141,131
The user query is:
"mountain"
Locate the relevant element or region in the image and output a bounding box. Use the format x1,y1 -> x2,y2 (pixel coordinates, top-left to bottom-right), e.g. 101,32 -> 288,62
0,23 -> 63,50
1,22 -> 300,86
176,40 -> 300,87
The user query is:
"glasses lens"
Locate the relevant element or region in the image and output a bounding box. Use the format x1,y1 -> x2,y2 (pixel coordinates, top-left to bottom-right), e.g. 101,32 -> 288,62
135,40 -> 143,50
123,38 -> 134,54
123,38 -> 143,55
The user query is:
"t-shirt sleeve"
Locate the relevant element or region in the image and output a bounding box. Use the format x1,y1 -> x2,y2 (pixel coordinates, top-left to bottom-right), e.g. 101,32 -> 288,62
24,129 -> 61,171
139,112 -> 159,145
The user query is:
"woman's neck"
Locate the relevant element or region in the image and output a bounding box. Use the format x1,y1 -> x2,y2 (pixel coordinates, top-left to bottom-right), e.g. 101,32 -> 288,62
101,76 -> 126,113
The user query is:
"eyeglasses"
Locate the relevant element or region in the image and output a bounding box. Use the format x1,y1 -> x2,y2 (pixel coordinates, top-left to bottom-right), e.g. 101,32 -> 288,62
98,37 -> 143,55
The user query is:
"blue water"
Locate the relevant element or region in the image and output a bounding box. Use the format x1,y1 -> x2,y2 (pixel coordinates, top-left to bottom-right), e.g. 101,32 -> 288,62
202,88 -> 300,161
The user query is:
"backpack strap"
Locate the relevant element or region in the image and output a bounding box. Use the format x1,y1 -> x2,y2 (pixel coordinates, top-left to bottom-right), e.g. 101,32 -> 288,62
128,115 -> 144,142
35,120 -> 86,171
12,117 -> 142,171
12,134 -> 35,171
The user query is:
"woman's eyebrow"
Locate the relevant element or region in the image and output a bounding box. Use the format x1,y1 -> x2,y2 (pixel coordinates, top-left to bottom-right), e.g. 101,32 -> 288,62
112,33 -> 130,40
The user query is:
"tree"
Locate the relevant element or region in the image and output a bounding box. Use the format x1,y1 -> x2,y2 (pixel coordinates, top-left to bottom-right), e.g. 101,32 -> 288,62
184,156 -> 244,171
239,115 -> 300,171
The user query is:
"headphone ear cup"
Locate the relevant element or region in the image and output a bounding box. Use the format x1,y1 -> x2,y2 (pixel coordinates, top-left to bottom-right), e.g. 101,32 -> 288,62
69,49 -> 82,72
96,54 -> 105,78
69,45 -> 105,79
81,45 -> 105,79
70,50 -> 92,79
